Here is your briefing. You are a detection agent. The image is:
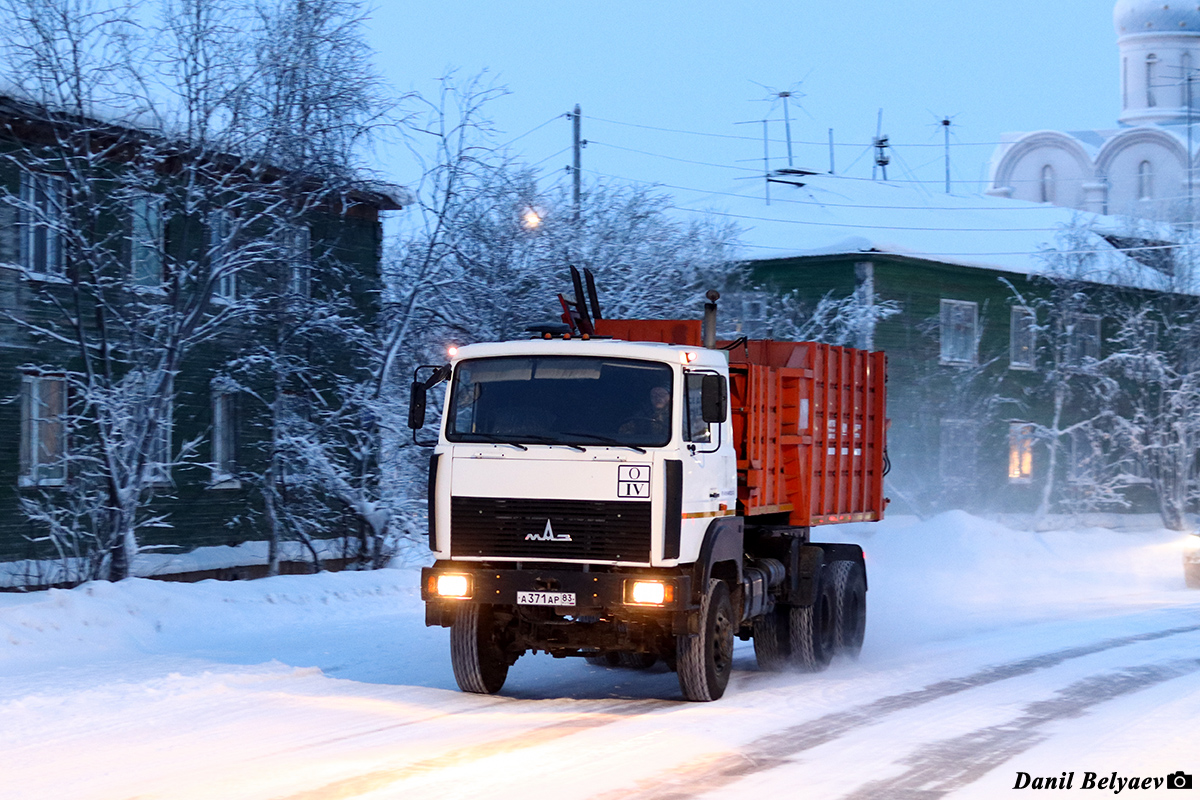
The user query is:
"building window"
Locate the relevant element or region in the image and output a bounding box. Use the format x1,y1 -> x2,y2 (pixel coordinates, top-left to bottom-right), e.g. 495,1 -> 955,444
209,210 -> 236,302
1066,313 -> 1102,367
19,172 -> 66,278
19,374 -> 67,486
1183,52 -> 1194,107
142,399 -> 173,485
939,419 -> 977,485
1010,306 -> 1036,370
1147,53 -> 1158,107
1123,56 -> 1129,109
211,389 -> 238,487
940,299 -> 978,366
1137,160 -> 1154,200
1067,428 -> 1097,486
284,224 -> 312,296
130,194 -> 164,287
1039,165 -> 1056,204
1008,422 -> 1034,484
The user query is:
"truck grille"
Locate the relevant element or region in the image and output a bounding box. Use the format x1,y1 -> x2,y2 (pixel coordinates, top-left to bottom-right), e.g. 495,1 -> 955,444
450,496 -> 652,562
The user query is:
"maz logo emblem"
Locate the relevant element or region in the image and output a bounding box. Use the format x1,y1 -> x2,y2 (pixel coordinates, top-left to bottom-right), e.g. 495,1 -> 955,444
524,519 -> 573,542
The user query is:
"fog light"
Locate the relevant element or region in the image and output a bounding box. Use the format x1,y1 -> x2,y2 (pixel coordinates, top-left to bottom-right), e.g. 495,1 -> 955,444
629,580 -> 669,605
436,574 -> 471,598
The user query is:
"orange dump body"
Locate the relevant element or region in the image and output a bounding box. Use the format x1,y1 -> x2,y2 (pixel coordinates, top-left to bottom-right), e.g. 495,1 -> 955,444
593,320 -> 888,527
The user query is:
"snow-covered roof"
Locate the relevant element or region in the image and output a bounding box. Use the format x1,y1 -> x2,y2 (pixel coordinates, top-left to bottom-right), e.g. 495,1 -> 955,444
671,171 -> 1191,293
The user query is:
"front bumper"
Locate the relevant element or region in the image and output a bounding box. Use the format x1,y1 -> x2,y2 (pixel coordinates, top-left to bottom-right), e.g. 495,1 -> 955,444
421,563 -> 694,629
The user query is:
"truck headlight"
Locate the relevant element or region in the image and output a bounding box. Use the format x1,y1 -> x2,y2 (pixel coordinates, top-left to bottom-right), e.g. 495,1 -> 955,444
627,580 -> 672,606
434,574 -> 472,599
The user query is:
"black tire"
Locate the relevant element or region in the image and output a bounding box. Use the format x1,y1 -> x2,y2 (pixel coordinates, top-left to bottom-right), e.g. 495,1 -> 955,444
677,579 -> 735,701
450,603 -> 510,694
829,560 -> 867,658
618,652 -> 658,669
584,652 -> 621,667
752,604 -> 790,671
790,575 -> 836,673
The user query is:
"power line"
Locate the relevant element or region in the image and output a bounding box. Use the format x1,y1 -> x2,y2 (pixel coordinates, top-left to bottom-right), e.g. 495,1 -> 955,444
587,140 -> 761,172
530,146 -> 571,168
499,115 -> 562,148
580,166 -> 1098,213
583,112 -> 1012,148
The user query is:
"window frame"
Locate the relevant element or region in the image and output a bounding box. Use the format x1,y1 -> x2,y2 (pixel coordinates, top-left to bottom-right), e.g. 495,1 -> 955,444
129,192 -> 165,288
209,209 -> 236,303
284,223 -> 312,297
939,299 -> 978,366
19,373 -> 68,487
1008,421 -> 1035,484
683,370 -> 722,454
1066,313 -> 1102,368
18,172 -> 66,279
938,418 -> 977,486
210,389 -> 239,488
1009,305 -> 1037,371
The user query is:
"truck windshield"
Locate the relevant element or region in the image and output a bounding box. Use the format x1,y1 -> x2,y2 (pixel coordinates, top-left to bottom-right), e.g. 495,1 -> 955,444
446,356 -> 674,448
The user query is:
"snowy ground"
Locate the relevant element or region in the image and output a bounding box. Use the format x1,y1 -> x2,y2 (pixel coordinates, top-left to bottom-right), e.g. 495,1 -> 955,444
3,511 -> 1199,799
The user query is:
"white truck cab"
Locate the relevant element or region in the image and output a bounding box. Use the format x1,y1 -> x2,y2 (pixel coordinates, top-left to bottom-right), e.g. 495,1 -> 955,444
429,339 -> 734,570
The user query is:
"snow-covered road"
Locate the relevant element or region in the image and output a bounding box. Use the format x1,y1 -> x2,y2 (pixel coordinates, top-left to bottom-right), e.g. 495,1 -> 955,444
3,512 -> 1199,799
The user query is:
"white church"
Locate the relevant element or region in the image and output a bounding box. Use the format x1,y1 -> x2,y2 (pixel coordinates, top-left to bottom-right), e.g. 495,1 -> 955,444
989,0 -> 1200,219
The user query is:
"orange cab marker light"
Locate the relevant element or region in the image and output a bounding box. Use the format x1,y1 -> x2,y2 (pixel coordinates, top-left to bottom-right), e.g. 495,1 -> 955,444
447,345 -> 459,357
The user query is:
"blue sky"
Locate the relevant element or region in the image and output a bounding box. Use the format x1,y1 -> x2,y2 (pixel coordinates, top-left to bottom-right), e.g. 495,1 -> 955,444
365,1 -> 1119,198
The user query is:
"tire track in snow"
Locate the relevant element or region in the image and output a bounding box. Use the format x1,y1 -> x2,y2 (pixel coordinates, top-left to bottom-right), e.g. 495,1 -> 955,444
273,698 -> 672,800
840,658 -> 1200,799
595,623 -> 1200,800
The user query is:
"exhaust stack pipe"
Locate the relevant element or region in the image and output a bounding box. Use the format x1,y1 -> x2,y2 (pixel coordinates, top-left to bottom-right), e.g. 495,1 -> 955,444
703,289 -> 720,349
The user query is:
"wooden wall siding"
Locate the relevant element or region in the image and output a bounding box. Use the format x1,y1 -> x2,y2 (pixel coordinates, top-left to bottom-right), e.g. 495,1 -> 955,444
0,155 -> 387,563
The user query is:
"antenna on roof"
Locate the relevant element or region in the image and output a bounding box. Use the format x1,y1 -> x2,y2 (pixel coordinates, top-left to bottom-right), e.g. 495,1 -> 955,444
872,109 -> 890,182
932,112 -> 959,194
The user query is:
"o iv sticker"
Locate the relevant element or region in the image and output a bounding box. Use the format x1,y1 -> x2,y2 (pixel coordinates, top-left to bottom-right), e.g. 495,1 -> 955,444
617,464 -> 651,498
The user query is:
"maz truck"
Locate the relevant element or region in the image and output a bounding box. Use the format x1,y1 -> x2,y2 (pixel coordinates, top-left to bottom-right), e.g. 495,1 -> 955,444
410,269 -> 887,701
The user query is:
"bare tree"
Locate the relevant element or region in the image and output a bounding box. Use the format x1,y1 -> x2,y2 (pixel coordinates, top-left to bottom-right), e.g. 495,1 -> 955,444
1,0 -> 385,580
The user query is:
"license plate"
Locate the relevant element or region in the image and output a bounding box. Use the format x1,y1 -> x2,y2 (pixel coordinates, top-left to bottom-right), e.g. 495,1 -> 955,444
517,591 -> 576,606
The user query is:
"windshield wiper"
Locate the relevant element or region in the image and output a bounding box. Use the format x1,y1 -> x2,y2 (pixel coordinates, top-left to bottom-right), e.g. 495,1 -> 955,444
560,432 -> 647,453
460,433 -> 528,451
516,433 -> 587,452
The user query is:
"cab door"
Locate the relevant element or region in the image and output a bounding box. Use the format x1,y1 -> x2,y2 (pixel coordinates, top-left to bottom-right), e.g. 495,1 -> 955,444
677,370 -> 735,562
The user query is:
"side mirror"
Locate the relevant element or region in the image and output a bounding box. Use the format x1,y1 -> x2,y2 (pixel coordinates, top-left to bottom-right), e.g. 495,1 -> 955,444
408,364 -> 452,445
701,374 -> 727,423
407,381 -> 427,430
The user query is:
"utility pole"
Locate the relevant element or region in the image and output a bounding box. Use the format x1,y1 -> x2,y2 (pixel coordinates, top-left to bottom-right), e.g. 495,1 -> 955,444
872,109 -> 889,182
1188,75 -> 1195,219
572,104 -> 582,221
780,91 -> 794,167
764,120 -> 771,204
942,117 -> 952,194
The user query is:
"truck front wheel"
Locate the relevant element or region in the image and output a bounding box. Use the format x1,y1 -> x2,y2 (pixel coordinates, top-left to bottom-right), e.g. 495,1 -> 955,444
450,603 -> 511,694
678,579 -> 735,701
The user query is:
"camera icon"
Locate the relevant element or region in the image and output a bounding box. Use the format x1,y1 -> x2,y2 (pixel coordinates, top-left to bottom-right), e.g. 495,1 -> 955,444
1167,771 -> 1193,790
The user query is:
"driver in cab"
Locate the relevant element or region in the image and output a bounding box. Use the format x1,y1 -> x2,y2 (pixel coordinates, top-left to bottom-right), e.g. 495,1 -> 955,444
620,385 -> 671,440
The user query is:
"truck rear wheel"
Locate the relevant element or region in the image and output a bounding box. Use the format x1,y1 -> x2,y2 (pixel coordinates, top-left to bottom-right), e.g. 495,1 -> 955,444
450,603 -> 510,694
752,605 -> 790,671
829,560 -> 867,657
678,579 -> 734,701
790,577 -> 836,672
584,652 -> 621,667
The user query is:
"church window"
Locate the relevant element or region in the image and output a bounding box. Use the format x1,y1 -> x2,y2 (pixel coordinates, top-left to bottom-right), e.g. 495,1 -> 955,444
1147,54 -> 1159,107
1138,160 -> 1154,200
1123,57 -> 1129,109
1039,165 -> 1056,203
1184,52 -> 1195,108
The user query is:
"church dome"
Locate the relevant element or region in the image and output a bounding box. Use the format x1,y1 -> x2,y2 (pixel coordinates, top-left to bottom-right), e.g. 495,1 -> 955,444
1115,0 -> 1200,34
